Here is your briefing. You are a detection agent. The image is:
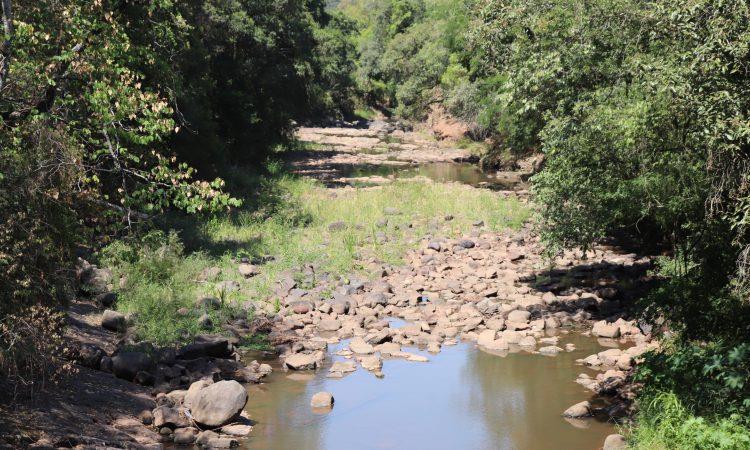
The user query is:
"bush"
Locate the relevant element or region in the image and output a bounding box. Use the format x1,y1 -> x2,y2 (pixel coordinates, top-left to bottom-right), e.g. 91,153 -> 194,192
0,306 -> 76,395
628,392 -> 750,450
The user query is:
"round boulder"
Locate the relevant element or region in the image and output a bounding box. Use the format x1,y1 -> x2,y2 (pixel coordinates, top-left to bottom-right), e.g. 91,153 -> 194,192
190,380 -> 248,428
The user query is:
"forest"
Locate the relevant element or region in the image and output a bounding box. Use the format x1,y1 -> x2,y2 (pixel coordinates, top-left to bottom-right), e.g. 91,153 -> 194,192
2,0 -> 749,448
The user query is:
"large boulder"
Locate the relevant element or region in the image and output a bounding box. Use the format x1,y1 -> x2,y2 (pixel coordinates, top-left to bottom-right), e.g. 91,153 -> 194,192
592,320 -> 621,338
190,380 -> 248,428
112,351 -> 154,381
177,335 -> 232,359
101,309 -> 126,332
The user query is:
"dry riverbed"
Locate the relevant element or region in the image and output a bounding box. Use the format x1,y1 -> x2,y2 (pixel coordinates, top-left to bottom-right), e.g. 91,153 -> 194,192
1,122 -> 652,450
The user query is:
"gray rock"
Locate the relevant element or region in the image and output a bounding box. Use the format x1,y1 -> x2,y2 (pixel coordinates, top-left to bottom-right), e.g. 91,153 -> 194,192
101,309 -> 126,332
563,401 -> 591,418
457,239 -> 475,249
190,380 -> 248,428
177,335 -> 232,359
173,427 -> 199,445
603,434 -> 627,450
95,292 -> 117,307
427,241 -> 442,252
112,351 -> 154,381
153,406 -> 190,429
76,343 -> 104,369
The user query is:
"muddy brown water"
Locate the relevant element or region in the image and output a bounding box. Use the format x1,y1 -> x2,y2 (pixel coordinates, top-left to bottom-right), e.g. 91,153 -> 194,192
241,332 -> 617,450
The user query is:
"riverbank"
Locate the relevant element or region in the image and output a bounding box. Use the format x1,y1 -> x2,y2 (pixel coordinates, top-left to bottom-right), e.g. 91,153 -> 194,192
2,124 -> 654,449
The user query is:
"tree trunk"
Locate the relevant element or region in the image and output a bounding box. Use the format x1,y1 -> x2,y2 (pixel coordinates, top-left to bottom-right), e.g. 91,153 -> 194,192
1,0 -> 14,93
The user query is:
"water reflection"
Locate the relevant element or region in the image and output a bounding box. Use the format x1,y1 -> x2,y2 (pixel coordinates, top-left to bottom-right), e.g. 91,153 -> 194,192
241,334 -> 615,450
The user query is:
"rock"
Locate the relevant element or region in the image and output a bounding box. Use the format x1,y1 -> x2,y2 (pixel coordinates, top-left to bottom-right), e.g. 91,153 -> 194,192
506,310 -> 531,323
184,379 -> 212,409
177,335 -> 232,359
563,401 -> 591,418
220,424 -> 253,436
405,353 -> 428,362
198,313 -> 213,329
329,360 -> 357,375
196,296 -> 221,310
457,239 -> 475,249
360,354 -> 383,371
378,342 -> 401,355
101,309 -> 126,332
318,319 -> 341,332
196,430 -> 220,446
485,318 -> 505,331
539,346 -> 563,355
477,330 -> 497,347
153,406 -> 190,429
80,266 -> 112,295
238,263 -> 258,278
518,336 -> 536,347
603,433 -> 627,450
112,351 -> 153,381
284,353 -> 320,370
258,363 -> 273,376
349,337 -> 375,354
76,343 -> 104,369
310,391 -> 334,409
206,437 -> 240,448
328,221 -> 347,232
95,291 -> 117,307
485,339 -> 509,351
362,292 -> 387,307
290,301 -> 312,314
427,241 -> 442,252
190,380 -> 248,428
138,409 -> 154,425
173,427 -> 199,445
544,316 -> 561,329
592,320 -> 621,338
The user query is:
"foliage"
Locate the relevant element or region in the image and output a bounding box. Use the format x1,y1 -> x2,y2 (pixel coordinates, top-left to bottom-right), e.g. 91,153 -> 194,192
0,306 -> 76,394
628,392 -> 750,450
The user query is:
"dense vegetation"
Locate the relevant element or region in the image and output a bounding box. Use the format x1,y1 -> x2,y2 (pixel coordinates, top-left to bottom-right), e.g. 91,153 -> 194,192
0,0 -> 354,383
334,0 -> 750,446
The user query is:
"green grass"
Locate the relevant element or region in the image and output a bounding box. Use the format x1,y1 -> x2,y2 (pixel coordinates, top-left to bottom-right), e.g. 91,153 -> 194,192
354,107 -> 378,121
627,392 -> 750,450
101,173 -> 529,345
455,137 -> 489,157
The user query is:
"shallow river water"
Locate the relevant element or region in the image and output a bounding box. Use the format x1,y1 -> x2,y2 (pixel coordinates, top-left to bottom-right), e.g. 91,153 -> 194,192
241,333 -> 616,450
